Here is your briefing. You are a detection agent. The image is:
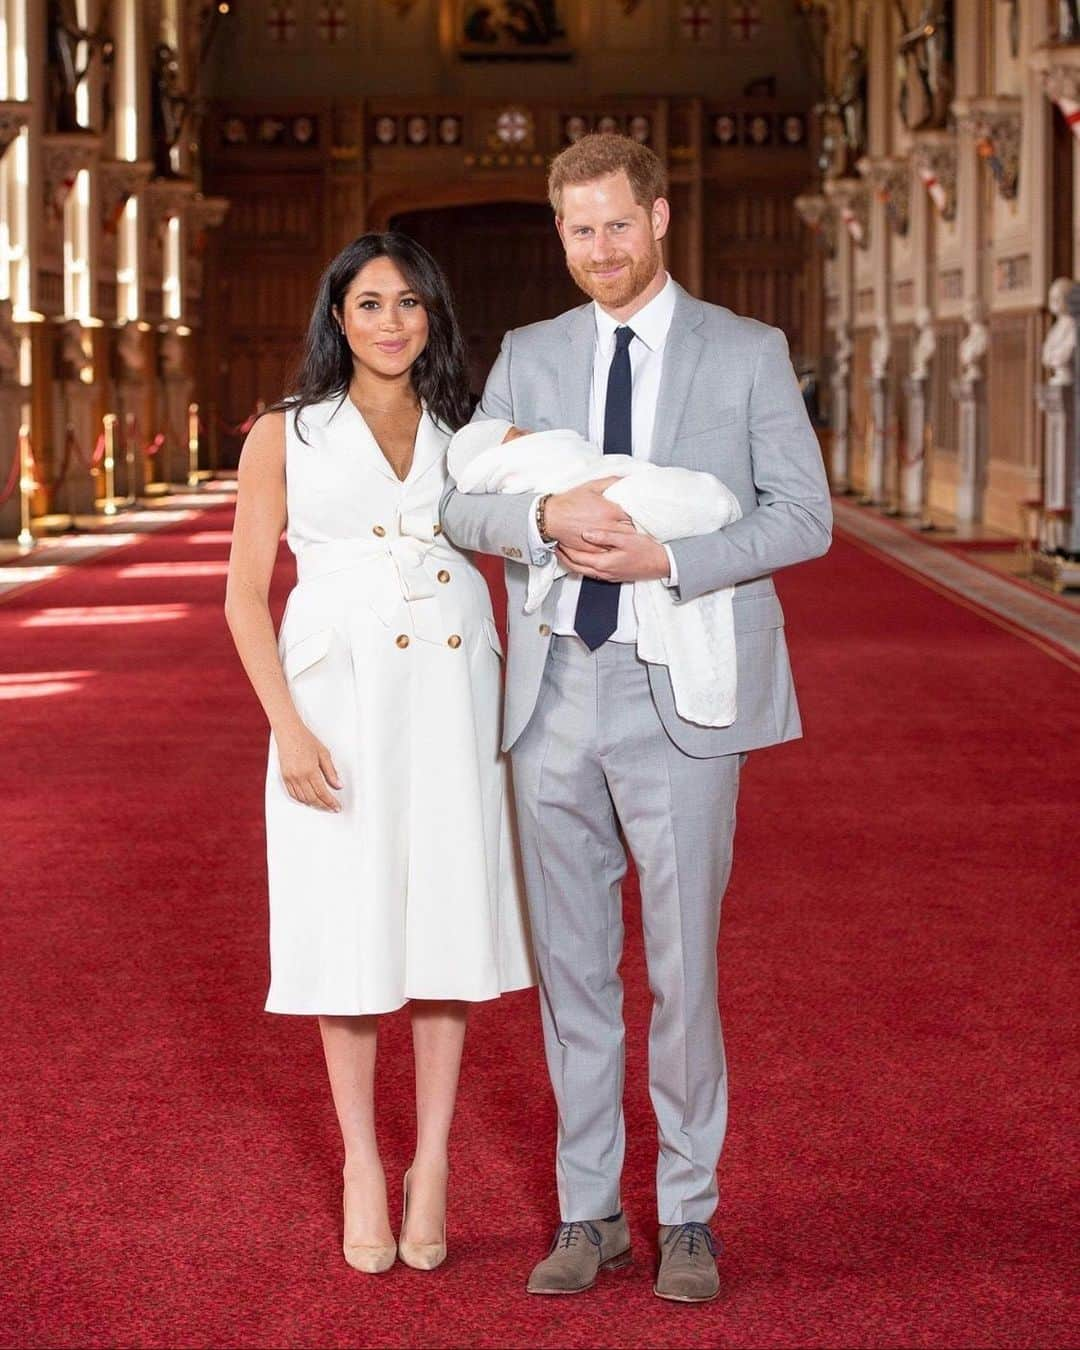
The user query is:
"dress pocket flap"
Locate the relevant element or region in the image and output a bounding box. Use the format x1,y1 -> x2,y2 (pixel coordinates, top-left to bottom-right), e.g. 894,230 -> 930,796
732,594 -> 784,632
282,628 -> 333,680
483,615 -> 504,658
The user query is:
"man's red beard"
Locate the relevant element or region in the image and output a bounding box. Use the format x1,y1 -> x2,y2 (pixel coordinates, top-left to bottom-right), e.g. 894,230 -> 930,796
567,241 -> 661,308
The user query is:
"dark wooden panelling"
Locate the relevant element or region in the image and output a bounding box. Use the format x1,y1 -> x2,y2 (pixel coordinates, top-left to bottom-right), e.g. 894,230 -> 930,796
703,183 -> 807,353
988,310 -> 1040,467
391,202 -> 582,398
202,170 -> 328,460
932,320 -> 962,456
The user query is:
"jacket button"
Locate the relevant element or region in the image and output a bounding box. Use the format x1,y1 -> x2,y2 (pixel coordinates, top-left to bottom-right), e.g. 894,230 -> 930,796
447,634 -> 462,649
539,623 -> 551,636
437,570 -> 450,584
395,634 -> 409,648
372,524 -> 386,537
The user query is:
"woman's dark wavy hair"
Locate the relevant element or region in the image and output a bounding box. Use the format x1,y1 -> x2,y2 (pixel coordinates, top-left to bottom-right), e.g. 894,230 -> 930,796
274,232 -> 471,439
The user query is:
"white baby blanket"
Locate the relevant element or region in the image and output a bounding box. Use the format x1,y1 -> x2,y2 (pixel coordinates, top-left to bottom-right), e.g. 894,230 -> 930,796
448,419 -> 743,728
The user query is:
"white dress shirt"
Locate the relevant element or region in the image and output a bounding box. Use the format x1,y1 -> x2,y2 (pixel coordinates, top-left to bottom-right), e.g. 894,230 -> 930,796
527,272 -> 679,641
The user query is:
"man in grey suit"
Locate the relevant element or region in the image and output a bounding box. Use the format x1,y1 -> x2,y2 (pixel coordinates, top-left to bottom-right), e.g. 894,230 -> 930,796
441,134 -> 831,1302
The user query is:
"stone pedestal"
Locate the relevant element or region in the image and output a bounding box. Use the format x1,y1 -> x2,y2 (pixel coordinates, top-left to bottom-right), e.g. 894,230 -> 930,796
950,376 -> 986,524
902,375 -> 929,518
0,380 -> 24,540
160,375 -> 194,485
863,376 -> 889,505
115,383 -> 150,502
830,371 -> 850,491
52,382 -> 99,519
1036,383 -> 1072,551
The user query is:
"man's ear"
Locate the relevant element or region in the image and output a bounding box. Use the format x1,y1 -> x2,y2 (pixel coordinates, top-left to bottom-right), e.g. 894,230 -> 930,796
554,214 -> 567,247
651,196 -> 671,242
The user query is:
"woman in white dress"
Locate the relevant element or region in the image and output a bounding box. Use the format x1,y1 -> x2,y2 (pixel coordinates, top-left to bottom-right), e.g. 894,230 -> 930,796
225,233 -> 534,1275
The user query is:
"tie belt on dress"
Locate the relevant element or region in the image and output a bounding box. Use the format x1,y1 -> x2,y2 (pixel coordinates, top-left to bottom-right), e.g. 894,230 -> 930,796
296,535 -> 458,596
294,536 -> 463,643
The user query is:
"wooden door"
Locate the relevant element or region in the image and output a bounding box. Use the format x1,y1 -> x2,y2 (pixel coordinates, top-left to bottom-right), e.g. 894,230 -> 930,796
390,202 -> 582,397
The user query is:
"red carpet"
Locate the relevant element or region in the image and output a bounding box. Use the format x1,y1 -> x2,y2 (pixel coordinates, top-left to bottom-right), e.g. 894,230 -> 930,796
1,505 -> 1077,1349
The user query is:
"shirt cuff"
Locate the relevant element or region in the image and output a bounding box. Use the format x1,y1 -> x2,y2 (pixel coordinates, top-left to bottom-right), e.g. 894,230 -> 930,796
526,495 -> 557,566
661,544 -> 679,588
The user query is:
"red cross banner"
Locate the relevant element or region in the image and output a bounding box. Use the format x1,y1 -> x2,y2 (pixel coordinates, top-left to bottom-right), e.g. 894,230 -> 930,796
317,4 -> 347,43
681,2 -> 712,42
730,2 -> 762,42
266,4 -> 297,43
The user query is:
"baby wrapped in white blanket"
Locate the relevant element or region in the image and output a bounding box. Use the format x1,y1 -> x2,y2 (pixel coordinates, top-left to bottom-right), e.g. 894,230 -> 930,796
447,419 -> 743,728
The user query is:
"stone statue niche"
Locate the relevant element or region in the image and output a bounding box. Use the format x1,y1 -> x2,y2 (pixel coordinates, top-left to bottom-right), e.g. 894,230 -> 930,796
151,43 -> 188,179
837,42 -> 868,171
47,0 -> 114,135
1058,1 -> 1080,44
896,0 -> 954,133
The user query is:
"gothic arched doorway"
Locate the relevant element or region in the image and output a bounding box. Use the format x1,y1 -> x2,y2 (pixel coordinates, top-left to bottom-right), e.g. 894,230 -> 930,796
390,202 -> 581,396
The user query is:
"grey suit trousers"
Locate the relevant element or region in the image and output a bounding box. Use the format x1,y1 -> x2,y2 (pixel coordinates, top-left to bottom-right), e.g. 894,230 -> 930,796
511,635 -> 740,1226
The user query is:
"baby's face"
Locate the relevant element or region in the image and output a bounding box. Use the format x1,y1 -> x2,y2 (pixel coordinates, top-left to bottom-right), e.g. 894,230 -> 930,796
502,425 -> 530,444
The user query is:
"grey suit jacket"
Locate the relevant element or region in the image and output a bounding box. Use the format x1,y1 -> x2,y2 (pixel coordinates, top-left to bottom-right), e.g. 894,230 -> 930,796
440,282 -> 832,757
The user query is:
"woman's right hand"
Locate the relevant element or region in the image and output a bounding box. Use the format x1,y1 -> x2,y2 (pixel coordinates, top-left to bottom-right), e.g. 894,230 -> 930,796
275,720 -> 343,811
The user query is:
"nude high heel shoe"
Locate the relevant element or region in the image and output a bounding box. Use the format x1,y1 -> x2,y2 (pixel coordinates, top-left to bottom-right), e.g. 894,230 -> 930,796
398,1168 -> 447,1271
342,1178 -> 397,1274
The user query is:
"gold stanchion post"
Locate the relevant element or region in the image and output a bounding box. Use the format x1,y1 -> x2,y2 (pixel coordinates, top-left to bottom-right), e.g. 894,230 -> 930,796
187,402 -> 200,487
124,414 -> 137,506
17,424 -> 35,552
100,413 -> 120,516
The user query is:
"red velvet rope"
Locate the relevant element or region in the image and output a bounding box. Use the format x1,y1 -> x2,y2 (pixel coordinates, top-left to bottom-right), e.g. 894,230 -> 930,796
209,408 -> 261,438
0,438 -> 22,507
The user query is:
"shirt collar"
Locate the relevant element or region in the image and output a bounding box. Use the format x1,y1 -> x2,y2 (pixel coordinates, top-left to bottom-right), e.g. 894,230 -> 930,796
593,272 -> 676,354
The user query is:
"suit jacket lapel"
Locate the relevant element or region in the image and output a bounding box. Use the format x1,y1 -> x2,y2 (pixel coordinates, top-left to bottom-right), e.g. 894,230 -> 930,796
651,287 -> 707,467
556,304 -> 595,436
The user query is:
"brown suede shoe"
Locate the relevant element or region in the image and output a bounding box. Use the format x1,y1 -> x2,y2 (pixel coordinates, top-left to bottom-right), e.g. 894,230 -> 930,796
654,1223 -> 721,1303
526,1214 -> 632,1295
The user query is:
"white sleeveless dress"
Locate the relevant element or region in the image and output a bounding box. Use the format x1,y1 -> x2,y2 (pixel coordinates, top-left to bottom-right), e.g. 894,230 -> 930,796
264,395 -> 535,1014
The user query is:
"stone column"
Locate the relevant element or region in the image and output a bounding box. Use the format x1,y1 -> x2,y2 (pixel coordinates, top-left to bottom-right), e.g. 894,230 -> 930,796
113,321 -> 151,501
1064,282 -> 1080,557
903,308 -> 936,517
831,324 -> 852,492
950,299 -> 989,524
0,303 -> 24,540
158,328 -> 193,486
902,375 -> 930,517
51,321 -> 99,521
863,317 -> 891,505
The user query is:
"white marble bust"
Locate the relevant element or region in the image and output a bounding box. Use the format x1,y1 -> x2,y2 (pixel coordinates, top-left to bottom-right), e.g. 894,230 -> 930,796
911,306 -> 936,381
959,299 -> 988,385
1042,277 -> 1076,388
870,317 -> 891,381
834,324 -> 852,378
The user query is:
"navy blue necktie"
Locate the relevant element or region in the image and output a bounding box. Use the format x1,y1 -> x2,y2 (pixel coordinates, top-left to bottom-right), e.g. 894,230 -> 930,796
574,325 -> 634,650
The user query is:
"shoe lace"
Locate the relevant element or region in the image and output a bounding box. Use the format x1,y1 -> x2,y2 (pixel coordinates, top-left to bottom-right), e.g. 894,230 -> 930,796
551,1221 -> 601,1254
665,1222 -> 718,1259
